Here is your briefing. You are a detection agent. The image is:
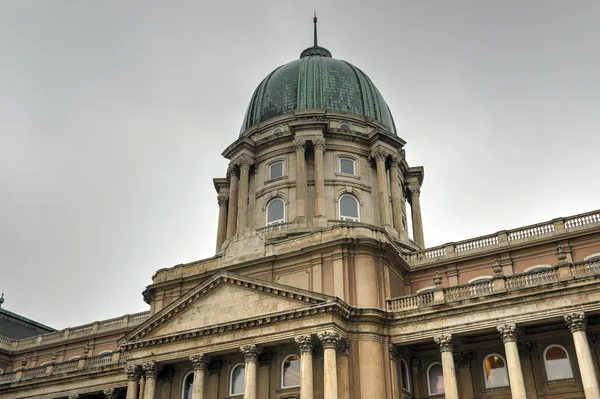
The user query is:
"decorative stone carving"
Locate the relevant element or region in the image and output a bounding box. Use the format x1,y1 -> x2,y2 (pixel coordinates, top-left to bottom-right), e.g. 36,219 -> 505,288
240,344 -> 262,362
226,163 -> 238,178
338,341 -> 350,356
189,354 -> 211,371
208,360 -> 223,375
370,148 -> 389,161
497,323 -> 518,343
565,312 -> 587,332
493,259 -> 503,275
556,245 -> 567,262
68,394 -> 79,399
258,352 -> 273,368
313,138 -> 326,151
295,334 -> 315,353
453,351 -> 472,367
141,362 -> 162,379
407,184 -> 421,197
293,139 -> 306,151
318,331 -> 342,349
433,271 -> 443,287
433,334 -> 454,353
125,365 -> 141,381
234,154 -> 254,169
51,350 -> 58,363
82,344 -> 90,358
103,388 -> 116,399
217,195 -> 229,207
389,344 -> 399,362
20,358 -> 27,368
390,156 -> 401,166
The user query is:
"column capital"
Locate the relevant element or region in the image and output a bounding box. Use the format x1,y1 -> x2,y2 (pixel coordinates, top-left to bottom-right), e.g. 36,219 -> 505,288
313,138 -> 326,151
141,361 -> 162,379
258,352 -> 273,368
226,163 -> 239,178
234,154 -> 254,170
565,312 -> 587,332
294,334 -> 315,353
293,139 -> 306,151
318,330 -> 342,349
497,323 -> 518,343
209,360 -> 223,375
389,344 -> 399,362
390,156 -> 402,166
338,341 -> 350,356
189,354 -> 211,371
217,195 -> 229,207
433,333 -> 454,353
124,364 -> 141,381
407,184 -> 421,197
370,148 -> 389,161
240,344 -> 262,362
453,351 -> 472,367
103,388 -> 116,399
68,394 -> 79,399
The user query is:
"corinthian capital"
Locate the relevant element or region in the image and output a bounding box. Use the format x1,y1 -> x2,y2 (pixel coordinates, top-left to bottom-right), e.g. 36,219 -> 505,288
234,154 -> 254,169
189,354 -> 211,371
141,361 -> 162,379
497,324 -> 518,343
217,195 -> 229,206
565,312 -> 587,332
68,395 -> 79,399
240,344 -> 262,362
390,156 -> 402,166
103,388 -> 116,399
227,163 -> 238,178
433,334 -> 454,353
313,138 -> 326,151
317,331 -> 342,349
370,148 -> 389,161
293,139 -> 306,151
407,184 -> 421,197
124,365 -> 141,381
294,335 -> 314,353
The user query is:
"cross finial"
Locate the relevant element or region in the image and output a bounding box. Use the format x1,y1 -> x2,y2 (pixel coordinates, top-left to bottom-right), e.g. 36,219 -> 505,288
313,10 -> 318,47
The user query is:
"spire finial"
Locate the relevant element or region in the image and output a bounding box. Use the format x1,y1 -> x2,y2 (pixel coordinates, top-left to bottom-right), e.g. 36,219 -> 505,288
313,10 -> 318,47
0,293 -> 4,308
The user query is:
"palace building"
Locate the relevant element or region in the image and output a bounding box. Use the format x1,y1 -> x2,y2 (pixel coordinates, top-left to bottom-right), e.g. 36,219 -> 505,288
2,17 -> 600,399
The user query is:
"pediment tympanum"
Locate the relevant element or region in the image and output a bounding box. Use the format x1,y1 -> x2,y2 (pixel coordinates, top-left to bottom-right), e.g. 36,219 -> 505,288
120,271 -> 339,347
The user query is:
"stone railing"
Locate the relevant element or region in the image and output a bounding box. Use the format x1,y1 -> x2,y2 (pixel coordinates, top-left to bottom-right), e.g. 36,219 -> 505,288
405,210 -> 600,266
387,259 -> 600,312
86,353 -> 113,368
327,219 -> 385,232
21,366 -> 46,380
53,359 -> 79,374
256,222 -> 294,234
0,311 -> 150,352
0,372 -> 16,384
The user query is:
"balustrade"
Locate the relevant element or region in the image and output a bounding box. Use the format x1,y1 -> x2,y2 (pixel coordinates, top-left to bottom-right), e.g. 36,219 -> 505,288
571,260 -> 600,277
21,367 -> 46,380
87,354 -> 113,368
53,360 -> 79,374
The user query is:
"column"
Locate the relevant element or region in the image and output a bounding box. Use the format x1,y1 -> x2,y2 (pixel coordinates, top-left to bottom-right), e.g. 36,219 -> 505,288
337,342 -> 350,399
313,139 -> 326,220
408,184 -> 425,247
236,155 -> 253,233
433,334 -> 459,399
189,354 -> 210,399
372,149 -> 391,227
125,365 -> 141,399
497,324 -> 527,399
226,165 -> 239,239
295,335 -> 314,399
103,389 -> 116,399
294,139 -> 307,222
389,157 -> 405,234
215,196 -> 228,250
138,373 -> 146,399
389,345 -> 400,399
258,353 -> 272,399
142,362 -> 161,399
565,312 -> 600,399
240,344 -> 261,399
318,331 -> 341,399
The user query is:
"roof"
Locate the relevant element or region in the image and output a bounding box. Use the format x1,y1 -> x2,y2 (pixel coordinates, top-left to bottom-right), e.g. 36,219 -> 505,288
0,306 -> 55,340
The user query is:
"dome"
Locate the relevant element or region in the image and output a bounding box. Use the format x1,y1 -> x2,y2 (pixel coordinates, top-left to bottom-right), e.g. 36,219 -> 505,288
241,21 -> 397,135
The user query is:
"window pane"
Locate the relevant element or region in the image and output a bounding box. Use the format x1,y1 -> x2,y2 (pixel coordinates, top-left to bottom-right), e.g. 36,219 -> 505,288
183,374 -> 193,399
270,162 -> 283,179
282,355 -> 301,387
429,363 -> 444,394
340,158 -> 355,174
546,347 -> 573,380
231,365 -> 245,394
267,199 -> 284,223
484,355 -> 509,387
339,195 -> 358,220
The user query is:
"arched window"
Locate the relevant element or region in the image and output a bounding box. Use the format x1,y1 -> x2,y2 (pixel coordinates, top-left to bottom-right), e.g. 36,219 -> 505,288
266,198 -> 285,225
339,157 -> 356,175
427,362 -> 444,395
483,354 -> 509,388
281,354 -> 301,388
0,368 -> 4,375
524,265 -> 552,273
339,121 -> 352,131
181,371 -> 193,399
585,253 -> 600,262
416,286 -> 436,295
68,356 -> 80,361
339,194 -> 359,221
269,160 -> 284,179
271,126 -> 283,135
544,345 -> 574,380
230,363 -> 245,396
400,359 -> 411,393
98,350 -> 112,356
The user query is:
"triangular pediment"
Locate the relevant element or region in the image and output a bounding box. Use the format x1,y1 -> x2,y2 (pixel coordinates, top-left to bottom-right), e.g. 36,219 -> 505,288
121,271 -> 337,344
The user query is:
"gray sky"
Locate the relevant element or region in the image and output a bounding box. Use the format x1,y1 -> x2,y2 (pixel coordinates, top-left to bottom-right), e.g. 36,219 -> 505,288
1,1 -> 599,330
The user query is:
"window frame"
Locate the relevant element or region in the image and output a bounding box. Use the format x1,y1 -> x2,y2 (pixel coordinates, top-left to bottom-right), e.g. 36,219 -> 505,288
266,197 -> 286,225
339,121 -> 352,131
584,253 -> 600,261
400,359 -> 411,393
181,370 -> 194,399
338,193 -> 360,222
524,264 -> 552,273
280,353 -> 301,389
268,160 -> 285,180
338,156 -> 356,175
482,353 -> 510,388
97,350 -> 112,356
271,126 -> 284,135
229,363 -> 246,396
68,356 -> 80,361
426,362 -> 444,396
543,344 -> 574,381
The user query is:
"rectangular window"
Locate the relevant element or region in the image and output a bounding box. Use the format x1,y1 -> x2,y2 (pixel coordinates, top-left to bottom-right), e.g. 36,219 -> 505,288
339,157 -> 355,175
269,161 -> 284,179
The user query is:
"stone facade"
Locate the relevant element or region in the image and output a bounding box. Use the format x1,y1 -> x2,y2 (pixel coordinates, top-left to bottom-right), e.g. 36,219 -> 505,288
2,28 -> 600,399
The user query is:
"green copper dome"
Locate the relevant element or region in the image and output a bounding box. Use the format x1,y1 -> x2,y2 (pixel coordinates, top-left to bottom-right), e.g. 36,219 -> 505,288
241,20 -> 396,135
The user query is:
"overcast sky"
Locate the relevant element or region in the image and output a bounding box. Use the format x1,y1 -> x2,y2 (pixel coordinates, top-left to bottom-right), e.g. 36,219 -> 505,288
1,1 -> 599,330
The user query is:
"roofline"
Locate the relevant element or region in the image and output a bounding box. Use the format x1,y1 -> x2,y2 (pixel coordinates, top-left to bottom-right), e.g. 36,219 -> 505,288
0,307 -> 55,332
